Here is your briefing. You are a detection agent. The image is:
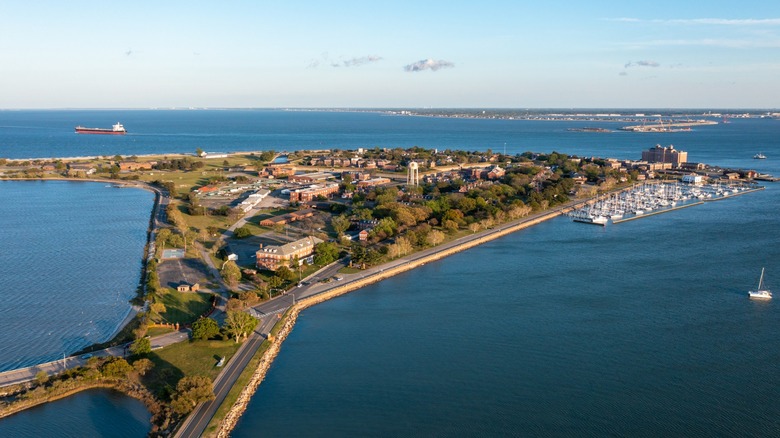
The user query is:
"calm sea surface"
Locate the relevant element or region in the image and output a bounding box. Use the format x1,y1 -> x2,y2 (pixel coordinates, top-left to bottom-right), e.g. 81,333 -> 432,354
0,180 -> 152,372
0,110 -> 778,436
0,389 -> 151,436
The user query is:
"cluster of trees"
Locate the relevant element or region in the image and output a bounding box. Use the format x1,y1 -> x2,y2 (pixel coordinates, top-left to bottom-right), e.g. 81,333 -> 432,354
154,158 -> 205,172
331,153 -> 587,268
190,311 -> 258,344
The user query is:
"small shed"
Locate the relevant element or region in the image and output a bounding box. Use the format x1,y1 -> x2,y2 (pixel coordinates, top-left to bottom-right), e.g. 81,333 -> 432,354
176,282 -> 200,292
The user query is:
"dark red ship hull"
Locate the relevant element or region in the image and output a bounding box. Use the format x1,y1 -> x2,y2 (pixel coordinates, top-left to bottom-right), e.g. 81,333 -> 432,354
75,125 -> 126,135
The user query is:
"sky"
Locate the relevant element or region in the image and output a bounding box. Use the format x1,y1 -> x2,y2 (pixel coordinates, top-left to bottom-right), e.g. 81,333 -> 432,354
1,0 -> 779,109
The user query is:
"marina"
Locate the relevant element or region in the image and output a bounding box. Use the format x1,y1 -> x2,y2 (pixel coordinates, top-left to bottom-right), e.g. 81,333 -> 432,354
568,181 -> 764,226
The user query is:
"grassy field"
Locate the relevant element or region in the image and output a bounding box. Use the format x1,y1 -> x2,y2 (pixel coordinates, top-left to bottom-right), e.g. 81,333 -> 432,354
142,338 -> 241,398
146,326 -> 175,337
157,291 -> 214,325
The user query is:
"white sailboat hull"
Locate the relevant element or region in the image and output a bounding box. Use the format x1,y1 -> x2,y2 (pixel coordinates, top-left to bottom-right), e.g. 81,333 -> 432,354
749,290 -> 772,299
749,268 -> 772,299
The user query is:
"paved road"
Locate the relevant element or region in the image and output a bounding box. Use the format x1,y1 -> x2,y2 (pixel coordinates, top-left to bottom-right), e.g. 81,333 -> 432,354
0,329 -> 190,387
174,327 -> 265,438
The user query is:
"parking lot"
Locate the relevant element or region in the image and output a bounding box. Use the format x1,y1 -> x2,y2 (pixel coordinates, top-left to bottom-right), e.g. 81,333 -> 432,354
157,257 -> 212,289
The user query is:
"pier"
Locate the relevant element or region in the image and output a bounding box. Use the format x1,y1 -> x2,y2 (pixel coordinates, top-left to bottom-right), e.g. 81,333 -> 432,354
620,120 -> 718,132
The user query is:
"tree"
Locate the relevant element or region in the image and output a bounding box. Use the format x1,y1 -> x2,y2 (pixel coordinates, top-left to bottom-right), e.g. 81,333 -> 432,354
330,215 -> 351,236
313,241 -> 340,266
156,228 -> 172,247
166,204 -> 187,232
149,300 -> 167,316
268,275 -> 284,290
426,229 -> 445,247
468,222 -> 481,234
191,317 -> 221,340
171,376 -> 215,415
224,311 -> 258,343
35,370 -> 49,385
221,260 -> 242,288
396,236 -> 413,256
442,219 -> 459,232
132,358 -> 154,376
233,226 -> 252,239
101,357 -> 133,378
275,265 -> 296,282
130,337 -> 152,356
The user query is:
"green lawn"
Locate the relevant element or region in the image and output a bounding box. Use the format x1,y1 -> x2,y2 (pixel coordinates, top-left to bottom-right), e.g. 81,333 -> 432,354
186,214 -> 232,233
156,291 -> 213,324
338,266 -> 362,274
146,326 -> 175,337
142,338 -> 241,398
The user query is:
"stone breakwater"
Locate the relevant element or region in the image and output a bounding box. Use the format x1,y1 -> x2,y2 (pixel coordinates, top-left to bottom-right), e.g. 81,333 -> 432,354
214,210 -> 563,437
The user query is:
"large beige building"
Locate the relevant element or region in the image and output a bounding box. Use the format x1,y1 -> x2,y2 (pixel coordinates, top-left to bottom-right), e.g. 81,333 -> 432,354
641,144 -> 688,167
256,236 -> 323,271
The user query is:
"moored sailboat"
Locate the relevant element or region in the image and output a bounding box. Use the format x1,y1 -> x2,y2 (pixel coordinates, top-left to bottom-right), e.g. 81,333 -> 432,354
748,268 -> 772,299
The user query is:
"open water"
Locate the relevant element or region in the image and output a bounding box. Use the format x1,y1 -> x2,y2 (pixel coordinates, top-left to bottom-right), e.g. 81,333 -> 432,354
0,110 -> 778,436
0,389 -> 151,437
0,180 -> 152,372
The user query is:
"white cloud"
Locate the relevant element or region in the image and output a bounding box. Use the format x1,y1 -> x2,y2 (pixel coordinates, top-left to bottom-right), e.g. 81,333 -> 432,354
403,59 -> 454,72
625,60 -> 660,68
308,54 -> 382,69
342,55 -> 382,67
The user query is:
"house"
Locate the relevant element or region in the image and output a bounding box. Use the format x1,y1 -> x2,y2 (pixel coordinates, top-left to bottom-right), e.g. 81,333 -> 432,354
486,166 -> 505,180
355,219 -> 379,230
358,229 -> 370,241
265,166 -> 296,178
67,163 -> 96,176
201,152 -> 229,159
177,283 -> 200,292
356,177 -> 392,188
119,161 -> 156,171
681,174 -> 704,184
259,209 -> 316,227
288,172 -> 334,184
256,236 -> 324,271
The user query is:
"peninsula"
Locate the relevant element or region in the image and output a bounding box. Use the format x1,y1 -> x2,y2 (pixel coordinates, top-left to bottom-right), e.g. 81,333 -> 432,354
0,146 -> 769,436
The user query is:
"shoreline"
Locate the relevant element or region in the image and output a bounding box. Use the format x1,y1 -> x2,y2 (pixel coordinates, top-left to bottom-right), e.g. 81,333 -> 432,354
214,208 -> 565,437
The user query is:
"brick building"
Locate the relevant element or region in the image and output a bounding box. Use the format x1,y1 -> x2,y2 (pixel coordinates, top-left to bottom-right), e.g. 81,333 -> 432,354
289,183 -> 340,203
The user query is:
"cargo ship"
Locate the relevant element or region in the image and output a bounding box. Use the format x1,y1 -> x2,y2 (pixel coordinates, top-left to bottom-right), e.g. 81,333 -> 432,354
74,122 -> 126,135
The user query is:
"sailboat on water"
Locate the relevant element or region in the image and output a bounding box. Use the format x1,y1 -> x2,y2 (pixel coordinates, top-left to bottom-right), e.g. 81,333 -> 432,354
748,268 -> 772,300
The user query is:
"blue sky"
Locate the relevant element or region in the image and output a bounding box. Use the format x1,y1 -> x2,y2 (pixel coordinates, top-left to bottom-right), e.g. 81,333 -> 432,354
1,1 -> 778,108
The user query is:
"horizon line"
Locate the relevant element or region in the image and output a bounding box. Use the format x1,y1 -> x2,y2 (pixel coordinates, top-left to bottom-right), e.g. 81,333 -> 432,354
1,106 -> 779,111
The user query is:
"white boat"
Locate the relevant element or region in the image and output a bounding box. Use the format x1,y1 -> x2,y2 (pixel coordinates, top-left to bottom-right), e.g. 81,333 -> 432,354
754,153 -> 767,159
748,268 -> 772,299
572,214 -> 608,226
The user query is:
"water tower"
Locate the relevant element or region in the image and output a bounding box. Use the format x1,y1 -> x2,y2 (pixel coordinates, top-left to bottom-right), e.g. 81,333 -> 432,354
407,161 -> 419,186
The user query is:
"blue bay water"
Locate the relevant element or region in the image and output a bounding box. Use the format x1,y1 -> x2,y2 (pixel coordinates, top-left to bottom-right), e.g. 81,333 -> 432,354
0,180 -> 152,372
0,389 -> 151,436
0,110 -> 776,166
0,110 -> 778,436
233,184 -> 780,436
